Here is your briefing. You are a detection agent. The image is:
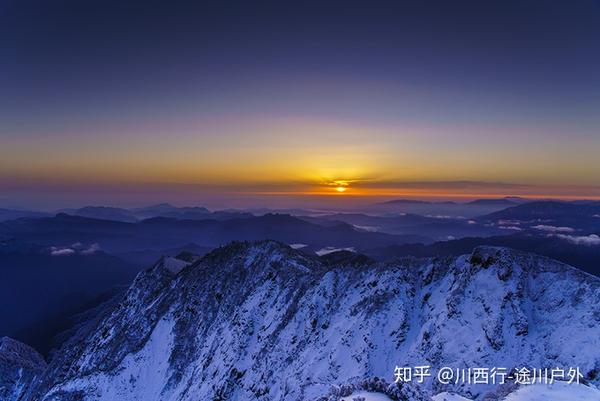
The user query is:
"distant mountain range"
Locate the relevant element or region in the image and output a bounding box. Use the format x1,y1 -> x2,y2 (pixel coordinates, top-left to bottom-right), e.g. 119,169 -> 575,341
379,199 -> 458,205
370,197 -> 534,218
378,196 -> 530,206
0,208 -> 52,221
301,212 -> 505,240
480,200 -> 600,225
0,212 -> 429,255
54,203 -> 254,223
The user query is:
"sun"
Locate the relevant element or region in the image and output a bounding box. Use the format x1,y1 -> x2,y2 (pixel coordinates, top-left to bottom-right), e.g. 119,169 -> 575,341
336,186 -> 347,193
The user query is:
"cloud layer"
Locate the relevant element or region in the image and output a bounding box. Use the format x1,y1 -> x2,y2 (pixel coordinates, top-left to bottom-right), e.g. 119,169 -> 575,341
553,234 -> 600,246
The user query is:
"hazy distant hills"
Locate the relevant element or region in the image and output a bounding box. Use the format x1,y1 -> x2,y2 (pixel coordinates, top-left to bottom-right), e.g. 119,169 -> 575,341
56,203 -> 254,223
0,198 -> 538,225
56,206 -> 139,222
360,201 -> 600,277
0,208 -> 52,221
370,197 -> 533,218
480,200 -> 600,227
301,212 -> 505,240
378,196 -> 530,206
0,213 -> 429,255
379,198 -> 457,205
2,200 -> 599,261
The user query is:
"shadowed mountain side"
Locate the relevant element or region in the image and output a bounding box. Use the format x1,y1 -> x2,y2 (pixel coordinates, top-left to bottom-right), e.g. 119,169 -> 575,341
0,246 -> 138,354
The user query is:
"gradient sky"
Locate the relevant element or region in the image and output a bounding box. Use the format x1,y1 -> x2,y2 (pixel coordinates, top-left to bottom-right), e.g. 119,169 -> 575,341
1,1 -> 600,209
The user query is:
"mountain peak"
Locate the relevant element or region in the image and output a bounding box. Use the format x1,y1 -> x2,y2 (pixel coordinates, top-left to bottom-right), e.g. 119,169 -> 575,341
201,239 -> 320,275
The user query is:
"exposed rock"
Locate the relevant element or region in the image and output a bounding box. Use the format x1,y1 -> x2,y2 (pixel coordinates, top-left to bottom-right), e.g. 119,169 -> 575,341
0,337 -> 46,401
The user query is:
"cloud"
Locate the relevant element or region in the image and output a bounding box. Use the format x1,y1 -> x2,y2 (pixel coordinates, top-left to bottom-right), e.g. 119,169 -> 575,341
498,219 -> 521,226
552,234 -> 600,246
353,224 -> 379,232
316,247 -> 355,256
50,247 -> 75,256
81,243 -> 100,255
532,225 -> 575,233
289,243 -> 307,249
500,225 -> 522,231
49,242 -> 100,255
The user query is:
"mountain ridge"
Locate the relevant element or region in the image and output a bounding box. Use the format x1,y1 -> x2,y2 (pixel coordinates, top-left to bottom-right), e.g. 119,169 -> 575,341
12,240 -> 600,401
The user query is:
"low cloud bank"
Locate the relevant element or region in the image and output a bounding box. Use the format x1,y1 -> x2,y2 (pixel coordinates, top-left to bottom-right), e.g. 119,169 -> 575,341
552,234 -> 600,246
533,225 -> 575,233
49,242 -> 101,256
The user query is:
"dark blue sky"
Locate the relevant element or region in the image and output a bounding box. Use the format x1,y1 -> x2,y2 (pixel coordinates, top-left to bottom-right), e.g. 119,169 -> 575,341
3,1 -> 600,108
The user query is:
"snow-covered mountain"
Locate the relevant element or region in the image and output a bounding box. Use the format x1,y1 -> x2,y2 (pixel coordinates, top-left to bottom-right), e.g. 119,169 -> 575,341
10,241 -> 600,401
0,337 -> 47,401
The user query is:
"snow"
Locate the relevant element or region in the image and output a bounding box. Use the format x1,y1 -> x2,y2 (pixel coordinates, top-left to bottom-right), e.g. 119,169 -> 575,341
46,316 -> 176,401
340,391 -> 393,401
502,382 -> 600,401
432,383 -> 600,401
432,393 -> 472,401
18,242 -> 600,401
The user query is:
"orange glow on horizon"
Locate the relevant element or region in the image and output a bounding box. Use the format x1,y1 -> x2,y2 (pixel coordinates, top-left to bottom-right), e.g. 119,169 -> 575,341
244,180 -> 600,200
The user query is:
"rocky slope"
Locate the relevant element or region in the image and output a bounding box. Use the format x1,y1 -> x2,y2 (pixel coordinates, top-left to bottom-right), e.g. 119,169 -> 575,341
10,241 -> 600,401
0,336 -> 47,401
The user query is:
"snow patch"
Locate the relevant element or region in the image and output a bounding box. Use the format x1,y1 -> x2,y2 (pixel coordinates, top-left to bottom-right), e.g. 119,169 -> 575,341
432,393 -> 472,401
502,381 -> 600,401
316,246 -> 356,256
340,391 -> 393,401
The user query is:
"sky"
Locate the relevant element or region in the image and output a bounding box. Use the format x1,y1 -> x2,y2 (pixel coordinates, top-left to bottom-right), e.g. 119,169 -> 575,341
1,0 -> 600,209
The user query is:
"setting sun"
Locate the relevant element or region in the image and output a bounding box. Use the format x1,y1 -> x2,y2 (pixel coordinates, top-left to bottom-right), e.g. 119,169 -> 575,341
336,186 -> 347,193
